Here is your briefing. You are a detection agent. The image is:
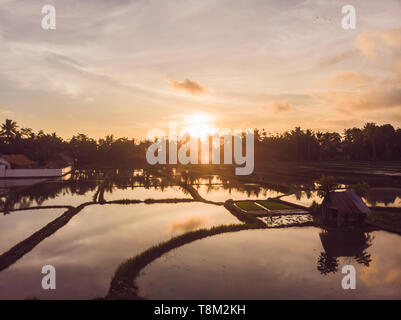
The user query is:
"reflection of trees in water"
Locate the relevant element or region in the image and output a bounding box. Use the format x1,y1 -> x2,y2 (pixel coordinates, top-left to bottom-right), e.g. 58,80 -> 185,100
0,169 -> 116,212
200,182 -> 276,198
1,167 -> 380,298
0,169 -> 171,213
317,253 -> 339,275
0,179 -> 100,213
294,191 -> 302,200
317,229 -> 374,275
0,168 -> 259,272
364,188 -> 401,206
294,189 -> 321,201
1,167 -> 300,213
0,167 -> 317,295
354,251 -> 372,267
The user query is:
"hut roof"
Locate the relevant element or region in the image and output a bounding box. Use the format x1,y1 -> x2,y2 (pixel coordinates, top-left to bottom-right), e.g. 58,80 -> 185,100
326,189 -> 370,215
0,154 -> 37,167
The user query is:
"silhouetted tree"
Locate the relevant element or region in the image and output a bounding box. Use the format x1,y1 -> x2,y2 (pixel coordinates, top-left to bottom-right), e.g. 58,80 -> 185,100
2,119 -> 401,167
0,119 -> 18,144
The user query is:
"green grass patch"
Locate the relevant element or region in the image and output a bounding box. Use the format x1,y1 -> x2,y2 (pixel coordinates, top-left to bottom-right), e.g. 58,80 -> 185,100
235,201 -> 265,211
235,200 -> 296,211
256,200 -> 294,210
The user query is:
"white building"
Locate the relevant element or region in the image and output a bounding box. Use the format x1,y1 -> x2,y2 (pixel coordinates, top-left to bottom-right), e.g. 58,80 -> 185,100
0,154 -> 71,178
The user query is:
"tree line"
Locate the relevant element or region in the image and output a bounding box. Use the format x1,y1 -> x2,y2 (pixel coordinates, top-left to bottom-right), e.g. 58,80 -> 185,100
0,119 -> 150,167
1,118 -> 401,167
254,123 -> 401,161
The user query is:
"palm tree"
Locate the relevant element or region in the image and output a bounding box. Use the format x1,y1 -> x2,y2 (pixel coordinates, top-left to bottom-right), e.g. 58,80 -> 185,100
317,175 -> 339,198
363,122 -> 377,161
20,127 -> 35,140
343,127 -> 364,160
0,119 -> 19,143
378,124 -> 395,159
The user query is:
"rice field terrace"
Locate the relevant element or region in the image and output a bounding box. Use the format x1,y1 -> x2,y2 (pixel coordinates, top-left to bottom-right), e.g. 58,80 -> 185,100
0,164 -> 400,300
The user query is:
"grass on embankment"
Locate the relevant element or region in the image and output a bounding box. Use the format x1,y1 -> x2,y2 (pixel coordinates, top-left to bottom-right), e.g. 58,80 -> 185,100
235,200 -> 296,211
107,223 -> 264,299
235,201 -> 265,211
366,208 -> 401,234
256,200 -> 294,210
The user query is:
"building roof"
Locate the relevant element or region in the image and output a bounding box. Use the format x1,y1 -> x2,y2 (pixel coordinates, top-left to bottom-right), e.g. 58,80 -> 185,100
0,154 -> 37,167
325,189 -> 370,215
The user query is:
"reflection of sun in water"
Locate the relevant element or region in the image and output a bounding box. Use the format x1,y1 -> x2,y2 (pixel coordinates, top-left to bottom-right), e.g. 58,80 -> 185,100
183,113 -> 213,141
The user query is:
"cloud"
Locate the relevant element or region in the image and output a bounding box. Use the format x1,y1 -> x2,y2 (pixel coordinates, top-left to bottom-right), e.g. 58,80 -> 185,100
318,50 -> 358,67
355,31 -> 378,59
356,28 -> 401,59
47,52 -> 85,69
321,88 -> 401,111
333,107 -> 353,116
271,102 -> 292,113
379,29 -> 401,47
0,108 -> 11,114
331,71 -> 371,85
169,79 -> 206,95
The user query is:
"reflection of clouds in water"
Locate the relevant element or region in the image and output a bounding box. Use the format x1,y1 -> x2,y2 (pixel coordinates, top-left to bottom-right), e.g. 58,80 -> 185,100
168,216 -> 207,234
138,228 -> 401,299
0,203 -> 238,299
359,256 -> 401,286
385,269 -> 401,283
358,232 -> 401,287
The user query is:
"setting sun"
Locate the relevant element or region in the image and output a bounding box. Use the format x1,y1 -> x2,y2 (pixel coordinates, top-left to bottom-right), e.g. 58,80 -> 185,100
183,113 -> 214,140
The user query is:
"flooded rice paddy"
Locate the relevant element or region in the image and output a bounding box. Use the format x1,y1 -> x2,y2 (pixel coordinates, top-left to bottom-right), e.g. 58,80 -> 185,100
0,169 -> 400,299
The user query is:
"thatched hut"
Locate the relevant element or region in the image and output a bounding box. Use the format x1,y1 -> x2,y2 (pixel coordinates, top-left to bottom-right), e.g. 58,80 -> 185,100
321,189 -> 370,227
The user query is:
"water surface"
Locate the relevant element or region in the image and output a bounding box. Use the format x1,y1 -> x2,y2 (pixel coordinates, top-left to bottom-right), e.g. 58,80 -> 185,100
0,172 -> 400,300
137,228 -> 401,299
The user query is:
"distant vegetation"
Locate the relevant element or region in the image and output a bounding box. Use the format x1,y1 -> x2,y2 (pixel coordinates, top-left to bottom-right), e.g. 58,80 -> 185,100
0,119 -> 150,167
2,118 -> 401,167
352,181 -> 371,198
253,123 -> 401,161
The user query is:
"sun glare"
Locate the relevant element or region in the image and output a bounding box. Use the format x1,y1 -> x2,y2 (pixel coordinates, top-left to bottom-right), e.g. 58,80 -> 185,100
183,113 -> 214,140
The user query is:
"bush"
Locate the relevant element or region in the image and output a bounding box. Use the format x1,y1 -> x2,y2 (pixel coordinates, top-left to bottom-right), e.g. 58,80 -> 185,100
316,176 -> 339,198
353,181 -> 370,198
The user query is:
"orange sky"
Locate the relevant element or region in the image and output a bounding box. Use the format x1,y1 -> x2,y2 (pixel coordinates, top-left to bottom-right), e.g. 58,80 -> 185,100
0,0 -> 401,139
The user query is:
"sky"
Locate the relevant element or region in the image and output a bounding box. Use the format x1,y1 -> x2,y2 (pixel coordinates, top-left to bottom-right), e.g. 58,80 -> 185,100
0,0 -> 401,139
